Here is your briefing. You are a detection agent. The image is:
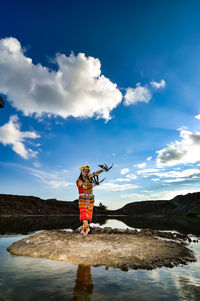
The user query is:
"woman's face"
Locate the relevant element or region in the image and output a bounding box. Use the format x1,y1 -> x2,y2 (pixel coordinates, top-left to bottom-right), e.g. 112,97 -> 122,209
82,169 -> 89,177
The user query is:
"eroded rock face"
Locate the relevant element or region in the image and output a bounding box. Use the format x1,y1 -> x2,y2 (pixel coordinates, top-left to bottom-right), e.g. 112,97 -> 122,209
7,228 -> 196,271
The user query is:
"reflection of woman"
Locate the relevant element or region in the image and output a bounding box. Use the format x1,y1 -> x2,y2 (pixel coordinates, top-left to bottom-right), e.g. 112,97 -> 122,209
76,163 -> 107,235
73,265 -> 93,301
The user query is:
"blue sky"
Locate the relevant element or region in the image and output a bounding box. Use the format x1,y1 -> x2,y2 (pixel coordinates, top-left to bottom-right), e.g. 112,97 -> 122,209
1,0 -> 200,209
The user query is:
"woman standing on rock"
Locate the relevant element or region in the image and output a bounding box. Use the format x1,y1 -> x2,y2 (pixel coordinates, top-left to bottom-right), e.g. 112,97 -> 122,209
76,163 -> 110,235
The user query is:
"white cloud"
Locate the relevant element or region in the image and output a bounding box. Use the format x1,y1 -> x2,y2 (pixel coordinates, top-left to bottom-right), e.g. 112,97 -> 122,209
41,179 -> 72,189
24,165 -> 73,188
148,189 -> 196,200
150,79 -> 166,89
138,168 -> 200,184
146,156 -> 152,161
163,178 -> 191,183
126,173 -> 137,180
121,188 -> 198,201
194,114 -> 200,120
137,168 -> 200,183
96,182 -> 138,191
33,161 -> 40,168
111,178 -> 131,182
120,193 -> 147,200
0,37 -> 122,121
110,173 -> 137,182
0,115 -> 39,159
135,162 -> 146,169
124,83 -> 152,106
120,168 -> 129,175
154,168 -> 200,179
156,129 -> 200,166
136,168 -> 159,175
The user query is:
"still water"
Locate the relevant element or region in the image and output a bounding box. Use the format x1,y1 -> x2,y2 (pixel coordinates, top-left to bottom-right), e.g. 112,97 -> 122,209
0,216 -> 200,301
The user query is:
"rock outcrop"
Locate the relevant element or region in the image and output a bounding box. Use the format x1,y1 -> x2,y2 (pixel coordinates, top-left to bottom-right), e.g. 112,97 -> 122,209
7,228 -> 196,271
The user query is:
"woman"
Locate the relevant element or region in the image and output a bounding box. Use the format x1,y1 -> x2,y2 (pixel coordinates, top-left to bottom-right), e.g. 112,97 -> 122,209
76,163 -> 107,235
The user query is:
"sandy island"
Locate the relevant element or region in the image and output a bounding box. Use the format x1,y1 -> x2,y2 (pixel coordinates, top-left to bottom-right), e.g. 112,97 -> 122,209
7,228 -> 196,271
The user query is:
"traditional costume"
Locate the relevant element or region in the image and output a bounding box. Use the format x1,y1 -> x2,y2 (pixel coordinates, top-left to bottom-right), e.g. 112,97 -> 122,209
76,164 -> 95,224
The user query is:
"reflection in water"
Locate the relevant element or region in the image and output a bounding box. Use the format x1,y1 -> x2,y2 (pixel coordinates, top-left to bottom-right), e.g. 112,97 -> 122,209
175,276 -> 200,300
0,232 -> 199,300
1,215 -> 200,236
0,215 -> 108,235
73,265 -> 93,301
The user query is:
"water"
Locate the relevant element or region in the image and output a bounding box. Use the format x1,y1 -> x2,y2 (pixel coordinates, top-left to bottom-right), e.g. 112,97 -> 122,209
0,216 -> 200,301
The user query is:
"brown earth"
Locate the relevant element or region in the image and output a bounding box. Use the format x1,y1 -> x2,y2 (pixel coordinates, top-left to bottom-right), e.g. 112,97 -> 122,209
7,228 -> 196,271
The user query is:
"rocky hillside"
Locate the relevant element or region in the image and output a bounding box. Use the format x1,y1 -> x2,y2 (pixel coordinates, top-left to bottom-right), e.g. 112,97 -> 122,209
113,200 -> 175,215
113,192 -> 200,216
171,192 -> 200,215
0,191 -> 200,216
0,194 -> 78,216
0,194 -> 107,216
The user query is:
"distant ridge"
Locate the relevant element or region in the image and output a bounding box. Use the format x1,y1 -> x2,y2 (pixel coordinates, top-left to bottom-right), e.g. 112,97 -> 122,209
113,192 -> 200,216
0,192 -> 200,216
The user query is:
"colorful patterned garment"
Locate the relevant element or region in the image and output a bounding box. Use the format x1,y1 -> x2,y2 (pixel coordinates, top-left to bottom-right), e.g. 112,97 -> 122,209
76,176 -> 94,222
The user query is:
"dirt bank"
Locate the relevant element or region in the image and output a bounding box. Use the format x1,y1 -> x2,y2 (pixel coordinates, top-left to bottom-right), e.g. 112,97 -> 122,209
7,228 -> 196,271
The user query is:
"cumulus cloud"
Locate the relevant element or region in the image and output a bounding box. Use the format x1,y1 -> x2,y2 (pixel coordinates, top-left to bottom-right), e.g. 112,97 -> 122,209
0,37 -> 122,121
120,168 -> 129,175
150,79 -> 166,89
124,83 -> 152,106
96,182 -> 138,191
0,115 -> 39,159
156,129 -> 200,166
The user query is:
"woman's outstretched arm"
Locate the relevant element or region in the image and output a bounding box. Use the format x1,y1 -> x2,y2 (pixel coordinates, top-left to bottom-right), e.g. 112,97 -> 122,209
89,169 -> 108,178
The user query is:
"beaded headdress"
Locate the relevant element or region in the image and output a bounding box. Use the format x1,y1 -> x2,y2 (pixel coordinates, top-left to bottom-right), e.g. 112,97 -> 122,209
79,163 -> 91,171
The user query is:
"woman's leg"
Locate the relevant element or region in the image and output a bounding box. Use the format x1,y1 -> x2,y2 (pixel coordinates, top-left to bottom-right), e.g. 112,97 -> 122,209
82,219 -> 90,235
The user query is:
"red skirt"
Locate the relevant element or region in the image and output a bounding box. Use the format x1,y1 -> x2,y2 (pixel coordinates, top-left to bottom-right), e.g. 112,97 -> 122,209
78,193 -> 94,222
